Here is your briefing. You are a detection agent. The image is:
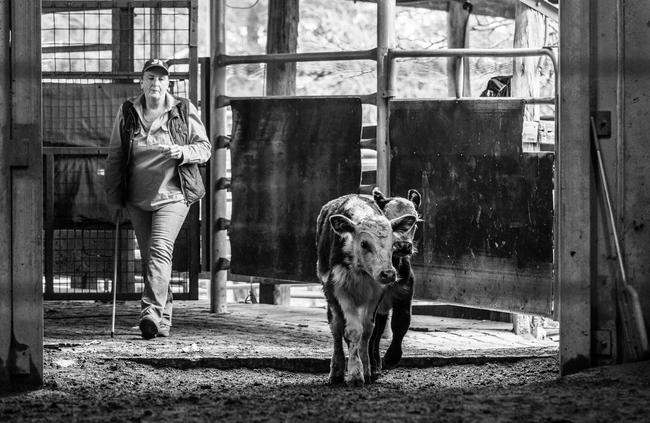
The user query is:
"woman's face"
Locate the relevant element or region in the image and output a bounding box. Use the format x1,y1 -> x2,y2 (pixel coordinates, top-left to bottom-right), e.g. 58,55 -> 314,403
141,69 -> 169,104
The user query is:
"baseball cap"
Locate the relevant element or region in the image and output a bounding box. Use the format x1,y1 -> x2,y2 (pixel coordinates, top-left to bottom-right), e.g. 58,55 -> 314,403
142,59 -> 169,75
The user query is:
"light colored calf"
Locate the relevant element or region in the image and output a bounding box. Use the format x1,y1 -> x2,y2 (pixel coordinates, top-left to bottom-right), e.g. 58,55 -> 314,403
316,194 -> 417,386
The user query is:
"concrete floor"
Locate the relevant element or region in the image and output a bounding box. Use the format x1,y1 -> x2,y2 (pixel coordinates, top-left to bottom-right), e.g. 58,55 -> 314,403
43,299 -> 558,370
3,301 -> 650,422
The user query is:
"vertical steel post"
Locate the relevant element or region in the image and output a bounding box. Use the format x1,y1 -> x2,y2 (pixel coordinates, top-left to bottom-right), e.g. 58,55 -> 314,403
376,0 -> 395,195
210,0 -> 228,314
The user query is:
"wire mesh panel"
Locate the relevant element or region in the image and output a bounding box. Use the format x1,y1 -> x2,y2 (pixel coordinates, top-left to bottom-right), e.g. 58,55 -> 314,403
42,0 -> 200,301
46,225 -> 194,299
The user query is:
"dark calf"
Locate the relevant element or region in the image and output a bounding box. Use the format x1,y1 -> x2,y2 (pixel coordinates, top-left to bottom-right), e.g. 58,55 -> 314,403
369,188 -> 422,379
316,194 -> 417,387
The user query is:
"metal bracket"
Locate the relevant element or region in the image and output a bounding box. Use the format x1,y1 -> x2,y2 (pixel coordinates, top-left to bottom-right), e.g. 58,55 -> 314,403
592,111 -> 612,138
10,340 -> 31,375
9,140 -> 30,168
594,329 -> 612,357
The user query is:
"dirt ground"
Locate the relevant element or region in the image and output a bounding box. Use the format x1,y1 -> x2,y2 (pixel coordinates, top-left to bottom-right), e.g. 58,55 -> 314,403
2,301 -> 650,422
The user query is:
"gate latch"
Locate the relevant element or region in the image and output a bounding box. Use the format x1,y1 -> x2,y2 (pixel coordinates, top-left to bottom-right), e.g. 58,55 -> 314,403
9,140 -> 30,168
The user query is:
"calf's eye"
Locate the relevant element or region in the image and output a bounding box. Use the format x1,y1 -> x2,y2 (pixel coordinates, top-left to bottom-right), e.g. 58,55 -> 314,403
360,241 -> 371,251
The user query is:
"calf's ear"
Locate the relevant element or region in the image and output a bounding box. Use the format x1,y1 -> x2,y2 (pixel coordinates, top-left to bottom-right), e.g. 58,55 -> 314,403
372,187 -> 389,210
407,189 -> 422,209
390,214 -> 417,234
330,214 -> 356,235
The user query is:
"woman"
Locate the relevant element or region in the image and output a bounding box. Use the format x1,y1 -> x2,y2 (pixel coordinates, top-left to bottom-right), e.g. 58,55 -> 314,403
105,59 -> 211,339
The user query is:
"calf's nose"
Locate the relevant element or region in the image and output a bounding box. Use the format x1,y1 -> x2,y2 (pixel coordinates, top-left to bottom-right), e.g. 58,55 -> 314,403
379,269 -> 396,284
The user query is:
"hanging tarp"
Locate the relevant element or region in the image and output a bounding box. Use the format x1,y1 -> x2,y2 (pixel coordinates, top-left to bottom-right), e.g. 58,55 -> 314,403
53,155 -> 113,224
43,83 -> 140,147
389,99 -> 554,315
229,97 -> 362,282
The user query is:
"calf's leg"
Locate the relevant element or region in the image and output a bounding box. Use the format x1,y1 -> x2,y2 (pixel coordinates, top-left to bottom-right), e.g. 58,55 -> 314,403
360,313 -> 375,384
370,312 -> 388,380
383,300 -> 411,369
328,305 -> 346,384
339,300 -> 365,387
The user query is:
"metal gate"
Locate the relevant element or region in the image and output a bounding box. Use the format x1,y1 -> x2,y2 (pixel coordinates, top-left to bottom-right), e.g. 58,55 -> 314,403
41,0 -> 202,300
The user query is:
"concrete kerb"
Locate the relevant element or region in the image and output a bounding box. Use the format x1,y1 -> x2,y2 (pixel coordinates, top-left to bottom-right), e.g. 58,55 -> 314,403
105,352 -> 558,373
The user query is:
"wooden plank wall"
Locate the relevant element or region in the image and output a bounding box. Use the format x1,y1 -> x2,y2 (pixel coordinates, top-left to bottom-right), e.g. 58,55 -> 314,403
0,0 -> 43,392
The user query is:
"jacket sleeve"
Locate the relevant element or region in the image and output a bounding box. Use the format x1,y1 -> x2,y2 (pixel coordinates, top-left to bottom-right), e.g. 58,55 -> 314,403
104,106 -> 125,207
180,101 -> 212,165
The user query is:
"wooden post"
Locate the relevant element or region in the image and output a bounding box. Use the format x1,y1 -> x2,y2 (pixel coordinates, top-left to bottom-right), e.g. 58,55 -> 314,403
447,1 -> 472,97
0,0 -> 12,392
0,0 -> 43,392
510,2 -> 545,334
210,0 -> 229,314
512,2 -> 544,121
558,0 -> 593,376
266,0 -> 298,96
150,6 -> 162,59
376,0 -> 395,195
258,0 -> 299,304
112,6 -> 134,75
188,0 -> 199,104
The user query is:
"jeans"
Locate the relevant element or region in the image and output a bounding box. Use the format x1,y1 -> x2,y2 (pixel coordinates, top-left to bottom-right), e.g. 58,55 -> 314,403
127,201 -> 190,328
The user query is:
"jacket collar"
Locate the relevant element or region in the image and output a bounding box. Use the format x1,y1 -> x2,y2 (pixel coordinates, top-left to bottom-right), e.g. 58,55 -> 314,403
129,92 -> 180,119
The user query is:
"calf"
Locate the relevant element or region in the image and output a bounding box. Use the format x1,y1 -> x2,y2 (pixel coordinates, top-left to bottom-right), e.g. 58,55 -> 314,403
369,188 -> 422,377
316,194 -> 417,387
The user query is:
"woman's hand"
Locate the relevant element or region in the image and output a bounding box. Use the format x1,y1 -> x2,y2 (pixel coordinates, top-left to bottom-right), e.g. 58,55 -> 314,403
161,144 -> 183,160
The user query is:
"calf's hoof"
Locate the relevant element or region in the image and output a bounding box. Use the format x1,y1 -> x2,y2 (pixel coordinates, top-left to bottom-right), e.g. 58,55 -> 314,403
382,346 -> 403,370
346,375 -> 365,388
329,372 -> 345,385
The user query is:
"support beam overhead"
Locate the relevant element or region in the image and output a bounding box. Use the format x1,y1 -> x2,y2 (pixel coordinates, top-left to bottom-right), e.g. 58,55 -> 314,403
350,0 -> 557,21
352,0 -> 518,19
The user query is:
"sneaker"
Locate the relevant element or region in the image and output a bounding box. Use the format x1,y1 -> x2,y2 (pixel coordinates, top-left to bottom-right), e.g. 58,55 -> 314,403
157,324 -> 170,338
139,318 -> 158,340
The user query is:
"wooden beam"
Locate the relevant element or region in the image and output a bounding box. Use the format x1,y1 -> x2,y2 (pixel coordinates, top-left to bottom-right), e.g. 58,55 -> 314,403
265,0 -> 299,96
0,0 -> 12,393
518,0 -> 558,21
558,0 -> 593,376
512,4 -> 545,123
351,0 -> 517,19
4,0 -> 43,392
446,0 -> 471,97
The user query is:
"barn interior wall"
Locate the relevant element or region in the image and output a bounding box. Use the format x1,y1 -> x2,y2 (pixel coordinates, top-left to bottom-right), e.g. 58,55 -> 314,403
589,0 -> 650,364
591,0 -> 620,367
560,0 -> 650,373
620,0 -> 650,346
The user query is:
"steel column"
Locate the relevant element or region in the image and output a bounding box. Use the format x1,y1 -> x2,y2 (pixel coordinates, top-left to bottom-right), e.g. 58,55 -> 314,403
210,0 -> 228,314
377,0 -> 395,195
